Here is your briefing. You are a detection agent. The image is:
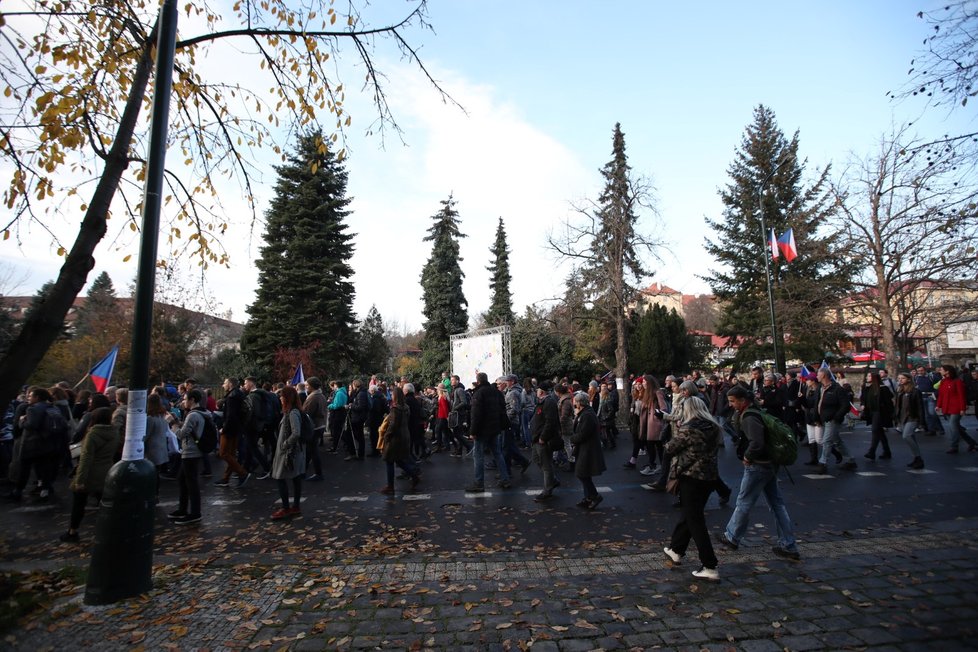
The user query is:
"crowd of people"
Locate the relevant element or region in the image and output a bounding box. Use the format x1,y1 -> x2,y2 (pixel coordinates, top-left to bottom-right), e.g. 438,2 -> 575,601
2,361 -> 976,580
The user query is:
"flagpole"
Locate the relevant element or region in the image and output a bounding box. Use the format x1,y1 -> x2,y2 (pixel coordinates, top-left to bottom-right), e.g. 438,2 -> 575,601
756,152 -> 795,375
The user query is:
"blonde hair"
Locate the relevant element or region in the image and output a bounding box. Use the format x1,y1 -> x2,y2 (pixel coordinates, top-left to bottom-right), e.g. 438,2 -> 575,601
680,396 -> 715,424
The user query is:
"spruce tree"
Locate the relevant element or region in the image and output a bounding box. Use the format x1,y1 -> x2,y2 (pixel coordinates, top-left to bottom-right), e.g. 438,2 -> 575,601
703,106 -> 854,370
418,195 -> 468,384
628,305 -> 700,377
357,305 -> 390,374
484,217 -> 514,327
74,271 -> 117,337
241,131 -> 357,375
579,123 -> 651,406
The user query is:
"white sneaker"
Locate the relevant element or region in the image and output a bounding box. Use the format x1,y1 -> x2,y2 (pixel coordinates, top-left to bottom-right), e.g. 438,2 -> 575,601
663,547 -> 684,563
638,449 -> 647,456
639,465 -> 655,476
692,566 -> 720,581
640,483 -> 656,491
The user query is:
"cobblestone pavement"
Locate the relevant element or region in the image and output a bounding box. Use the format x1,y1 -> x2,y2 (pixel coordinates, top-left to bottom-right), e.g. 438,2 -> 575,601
4,517 -> 977,651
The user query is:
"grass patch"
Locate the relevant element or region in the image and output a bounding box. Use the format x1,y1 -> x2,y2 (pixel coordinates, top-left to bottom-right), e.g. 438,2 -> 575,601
0,566 -> 88,635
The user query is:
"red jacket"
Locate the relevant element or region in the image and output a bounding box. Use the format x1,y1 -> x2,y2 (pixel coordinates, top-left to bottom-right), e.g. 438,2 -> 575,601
437,395 -> 450,420
937,377 -> 966,415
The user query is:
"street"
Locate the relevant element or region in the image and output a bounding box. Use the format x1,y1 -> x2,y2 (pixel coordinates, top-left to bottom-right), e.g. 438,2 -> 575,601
2,421 -> 977,651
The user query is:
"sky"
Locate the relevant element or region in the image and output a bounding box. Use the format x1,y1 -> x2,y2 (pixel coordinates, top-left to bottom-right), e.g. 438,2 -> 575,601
1,0 -> 973,334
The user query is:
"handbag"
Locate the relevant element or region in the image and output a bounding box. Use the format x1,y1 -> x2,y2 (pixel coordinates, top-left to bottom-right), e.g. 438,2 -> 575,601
376,413 -> 391,450
665,476 -> 680,495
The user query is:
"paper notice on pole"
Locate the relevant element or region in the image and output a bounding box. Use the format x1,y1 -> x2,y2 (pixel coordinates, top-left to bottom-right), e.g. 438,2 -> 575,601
121,390 -> 147,462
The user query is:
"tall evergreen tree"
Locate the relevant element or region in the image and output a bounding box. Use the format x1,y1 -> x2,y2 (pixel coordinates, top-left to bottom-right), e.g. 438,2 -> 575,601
419,195 -> 468,384
74,271 -> 118,338
357,305 -> 390,374
703,105 -> 854,370
484,217 -> 514,327
241,131 -> 357,375
551,123 -> 658,408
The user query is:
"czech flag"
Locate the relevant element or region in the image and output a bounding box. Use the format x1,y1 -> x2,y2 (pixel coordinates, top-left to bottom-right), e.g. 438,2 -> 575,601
777,228 -> 798,262
290,363 -> 305,387
769,228 -> 779,260
799,365 -> 814,380
89,346 -> 118,394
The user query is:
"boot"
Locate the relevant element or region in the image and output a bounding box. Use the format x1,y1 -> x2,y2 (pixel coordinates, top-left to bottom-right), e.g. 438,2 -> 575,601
804,443 -> 819,466
908,457 -> 924,470
831,447 -> 843,463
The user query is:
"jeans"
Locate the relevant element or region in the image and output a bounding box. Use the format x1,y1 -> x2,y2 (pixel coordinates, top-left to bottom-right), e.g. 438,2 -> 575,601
944,413 -> 977,449
501,425 -> 529,472
922,396 -> 942,434
579,476 -> 598,500
385,458 -> 419,486
900,421 -> 921,458
819,420 -> 852,465
305,429 -> 323,476
725,463 -> 797,551
670,477 -> 718,569
473,434 -> 509,487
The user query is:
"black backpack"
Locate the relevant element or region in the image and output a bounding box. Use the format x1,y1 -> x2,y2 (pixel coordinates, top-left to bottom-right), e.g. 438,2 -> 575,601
44,406 -> 71,444
194,409 -> 218,454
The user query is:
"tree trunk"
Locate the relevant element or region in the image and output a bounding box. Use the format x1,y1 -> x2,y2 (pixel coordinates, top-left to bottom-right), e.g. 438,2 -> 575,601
614,309 -> 630,421
0,38 -> 154,409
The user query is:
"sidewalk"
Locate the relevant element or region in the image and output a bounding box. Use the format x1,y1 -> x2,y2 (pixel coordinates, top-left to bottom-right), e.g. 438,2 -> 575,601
4,516 -> 977,650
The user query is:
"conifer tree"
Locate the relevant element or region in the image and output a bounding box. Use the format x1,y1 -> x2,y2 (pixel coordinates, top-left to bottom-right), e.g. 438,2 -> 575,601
241,131 -> 357,375
74,271 -> 118,338
419,195 -> 468,383
551,123 -> 658,408
357,305 -> 390,374
628,305 -> 700,376
484,217 -> 514,327
703,105 -> 853,370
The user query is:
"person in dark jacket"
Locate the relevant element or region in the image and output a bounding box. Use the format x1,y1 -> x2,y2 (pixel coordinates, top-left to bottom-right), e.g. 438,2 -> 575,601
465,373 -> 510,492
403,384 -> 428,461
862,372 -> 894,461
570,392 -> 605,509
895,372 -> 925,469
815,368 -> 857,474
366,383 -> 389,457
718,385 -> 800,562
346,379 -> 368,460
215,377 -> 251,487
378,386 -> 420,495
530,382 -> 561,501
9,387 -> 59,501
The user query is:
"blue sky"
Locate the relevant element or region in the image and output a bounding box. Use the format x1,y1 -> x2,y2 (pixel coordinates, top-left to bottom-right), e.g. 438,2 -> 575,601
3,1 -> 971,334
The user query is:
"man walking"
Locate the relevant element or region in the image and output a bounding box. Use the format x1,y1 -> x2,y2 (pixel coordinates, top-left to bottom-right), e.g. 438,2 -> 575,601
214,378 -> 251,488
466,372 -> 511,492
718,385 -> 801,561
302,377 -> 328,481
529,382 -> 561,501
815,368 -> 858,474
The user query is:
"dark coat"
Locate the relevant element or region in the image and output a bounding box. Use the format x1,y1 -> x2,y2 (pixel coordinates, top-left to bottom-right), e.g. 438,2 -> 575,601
405,393 -> 425,442
382,405 -> 411,463
469,382 -> 505,442
222,387 -> 246,437
529,393 -> 561,451
349,387 -> 369,424
817,381 -> 850,425
862,384 -> 894,428
570,406 -> 605,479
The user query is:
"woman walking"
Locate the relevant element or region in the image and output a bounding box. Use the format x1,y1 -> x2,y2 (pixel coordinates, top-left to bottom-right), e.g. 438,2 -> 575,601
570,392 -> 606,509
271,386 -> 305,520
59,407 -> 119,543
894,372 -> 925,469
862,372 -> 894,460
662,396 -> 721,581
379,386 -> 421,495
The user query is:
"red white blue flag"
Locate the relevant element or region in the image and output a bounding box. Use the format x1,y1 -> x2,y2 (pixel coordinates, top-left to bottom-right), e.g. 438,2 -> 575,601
777,228 -> 798,262
89,346 -> 118,394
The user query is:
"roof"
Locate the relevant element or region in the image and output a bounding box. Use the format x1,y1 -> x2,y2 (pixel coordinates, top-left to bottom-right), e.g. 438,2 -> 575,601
640,282 -> 680,296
